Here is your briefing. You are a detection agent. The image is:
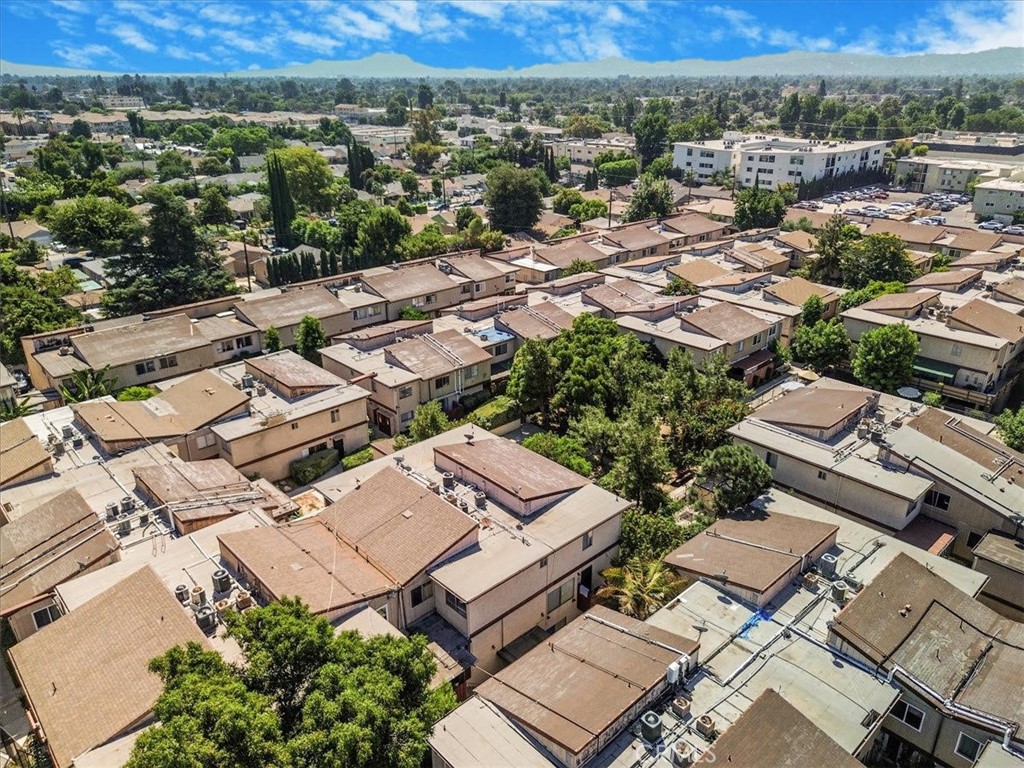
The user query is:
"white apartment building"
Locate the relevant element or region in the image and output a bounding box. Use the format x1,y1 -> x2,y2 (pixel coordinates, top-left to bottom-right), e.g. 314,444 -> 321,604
972,175 -> 1024,223
673,132 -> 886,189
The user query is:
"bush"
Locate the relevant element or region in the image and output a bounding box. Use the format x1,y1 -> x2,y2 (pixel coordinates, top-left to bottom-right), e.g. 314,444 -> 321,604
467,395 -> 520,429
116,386 -> 157,401
341,446 -> 374,471
289,448 -> 339,485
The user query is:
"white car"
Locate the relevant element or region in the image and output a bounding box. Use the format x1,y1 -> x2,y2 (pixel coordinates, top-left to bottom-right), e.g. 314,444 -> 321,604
978,221 -> 1004,231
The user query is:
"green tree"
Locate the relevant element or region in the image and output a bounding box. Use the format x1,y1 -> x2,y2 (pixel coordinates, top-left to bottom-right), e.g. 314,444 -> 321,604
69,118 -> 93,139
116,386 -> 155,401
801,294 -> 826,326
46,196 -> 142,256
552,188 -> 585,215
196,184 -> 233,226
695,444 -> 773,515
294,315 -> 327,363
599,415 -> 670,513
841,233 -> 917,289
733,184 -> 786,231
272,147 -> 336,211
410,143 -> 443,173
560,258 -> 595,277
597,557 -> 685,620
356,206 -> 411,267
598,158 -> 639,186
623,174 -> 673,222
521,432 -> 592,476
792,319 -> 850,372
155,149 -> 193,182
399,305 -> 429,321
506,338 -> 556,414
127,600 -> 455,768
619,509 -> 684,562
60,365 -> 117,403
408,400 -> 451,441
838,280 -> 905,311
994,406 -> 1024,452
633,110 -> 669,168
484,164 -> 543,233
0,396 -> 34,423
455,206 -> 479,231
0,256 -> 82,364
263,325 -> 282,352
812,213 -> 861,283
852,324 -> 919,392
267,152 -> 296,249
103,186 -> 236,316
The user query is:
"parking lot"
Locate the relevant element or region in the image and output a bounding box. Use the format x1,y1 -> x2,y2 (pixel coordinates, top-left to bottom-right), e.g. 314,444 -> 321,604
793,185 -> 1016,233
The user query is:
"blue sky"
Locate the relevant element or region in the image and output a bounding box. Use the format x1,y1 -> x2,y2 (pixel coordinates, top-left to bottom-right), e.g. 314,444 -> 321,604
1,0 -> 1021,73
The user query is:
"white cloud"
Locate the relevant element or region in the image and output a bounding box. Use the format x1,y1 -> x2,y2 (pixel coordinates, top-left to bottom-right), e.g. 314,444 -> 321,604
323,5 -> 392,40
198,3 -> 249,26
286,29 -> 343,53
165,44 -> 212,62
50,0 -> 90,12
247,62 -> 261,70
52,41 -> 125,68
897,0 -> 1024,54
106,22 -> 158,52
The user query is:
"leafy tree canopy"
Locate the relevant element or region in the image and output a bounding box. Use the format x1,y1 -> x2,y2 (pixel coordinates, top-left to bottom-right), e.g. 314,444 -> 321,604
852,323 -> 919,392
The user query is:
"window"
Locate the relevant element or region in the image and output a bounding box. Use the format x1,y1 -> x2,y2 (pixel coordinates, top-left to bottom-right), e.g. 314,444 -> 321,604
425,294 -> 437,305
460,285 -> 471,295
135,360 -> 155,375
291,422 -> 299,430
219,340 -> 235,353
399,386 -> 414,399
766,451 -> 778,469
330,409 -> 340,423
966,531 -> 983,549
411,582 -> 434,607
817,470 -> 828,481
445,589 -> 467,618
924,489 -> 951,511
890,701 -> 925,731
467,365 -> 478,378
158,355 -> 178,370
955,733 -> 982,763
493,343 -> 508,356
434,376 -> 450,389
539,557 -> 548,568
582,530 -> 593,550
546,580 -> 574,613
400,410 -> 414,423
505,274 -> 515,283
32,605 -> 61,629
737,340 -> 745,352
236,336 -> 253,348
951,343 -> 963,358
686,148 -> 693,156
753,333 -> 762,345
474,283 -> 485,293
196,432 -> 216,449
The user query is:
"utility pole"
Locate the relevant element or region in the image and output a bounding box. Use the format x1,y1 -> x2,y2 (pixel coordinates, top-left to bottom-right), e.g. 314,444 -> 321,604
241,232 -> 252,292
0,173 -> 14,240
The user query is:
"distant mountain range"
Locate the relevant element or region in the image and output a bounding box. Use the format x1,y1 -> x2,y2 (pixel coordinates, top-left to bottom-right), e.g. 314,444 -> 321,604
2,48 -> 1022,80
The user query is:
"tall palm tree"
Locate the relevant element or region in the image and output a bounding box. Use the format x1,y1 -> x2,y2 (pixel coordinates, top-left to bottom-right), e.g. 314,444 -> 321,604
682,170 -> 697,203
598,557 -> 686,620
60,365 -> 117,404
11,108 -> 24,137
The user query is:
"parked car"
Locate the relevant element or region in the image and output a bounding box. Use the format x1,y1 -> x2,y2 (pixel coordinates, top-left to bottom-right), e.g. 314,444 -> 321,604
978,221 -> 1004,231
846,208 -> 864,216
1002,225 -> 1024,235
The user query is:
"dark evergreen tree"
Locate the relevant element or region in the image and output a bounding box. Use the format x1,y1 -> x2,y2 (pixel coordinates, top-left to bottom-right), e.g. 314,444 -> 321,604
267,153 -> 295,249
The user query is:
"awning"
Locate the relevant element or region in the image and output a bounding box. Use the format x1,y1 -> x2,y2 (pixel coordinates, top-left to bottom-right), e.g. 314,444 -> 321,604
736,348 -> 775,374
913,357 -> 958,382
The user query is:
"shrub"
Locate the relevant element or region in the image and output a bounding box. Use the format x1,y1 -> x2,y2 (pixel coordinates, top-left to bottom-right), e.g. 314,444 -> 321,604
116,386 -> 157,401
289,448 -> 339,485
341,446 -> 374,471
467,395 -> 520,429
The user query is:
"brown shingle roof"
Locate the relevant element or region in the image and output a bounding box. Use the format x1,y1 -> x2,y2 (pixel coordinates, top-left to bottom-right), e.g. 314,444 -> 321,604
360,263 -> 460,302
950,299 -> 1024,344
763,276 -> 838,307
385,329 -> 491,380
133,459 -> 251,506
0,489 -> 118,606
774,229 -> 818,252
537,239 -> 609,269
661,213 -> 725,238
680,302 -> 771,344
667,259 -> 729,285
8,566 -> 210,768
320,467 -> 476,584
234,286 -> 347,331
856,290 -> 937,312
245,350 -> 346,390
495,302 -> 575,341
756,387 -> 872,430
476,606 -> 698,756
0,418 -> 51,488
693,690 -> 863,768
72,314 -> 209,369
217,521 -> 392,613
434,439 -> 588,502
906,268 -> 982,290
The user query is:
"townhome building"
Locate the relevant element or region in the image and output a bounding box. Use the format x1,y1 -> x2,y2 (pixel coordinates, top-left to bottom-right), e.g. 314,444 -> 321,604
436,253 -> 518,300
321,328 -> 491,435
972,175 -> 1024,223
841,293 -> 1024,410
360,263 -> 465,320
